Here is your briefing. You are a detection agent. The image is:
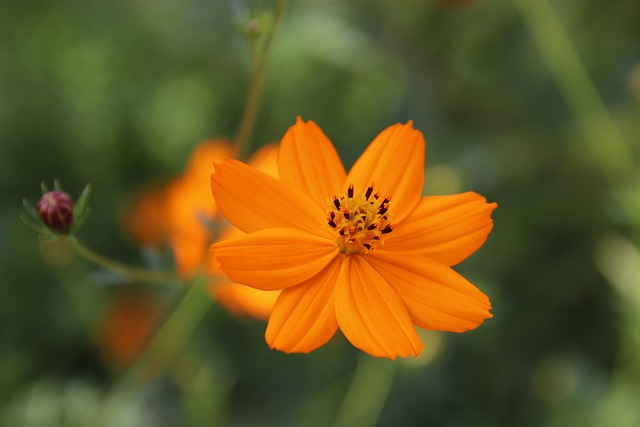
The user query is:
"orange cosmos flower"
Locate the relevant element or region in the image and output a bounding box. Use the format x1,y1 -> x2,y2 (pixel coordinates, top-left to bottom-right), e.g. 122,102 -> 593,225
99,287 -> 166,367
211,117 -> 496,359
122,182 -> 169,249
123,140 -> 280,320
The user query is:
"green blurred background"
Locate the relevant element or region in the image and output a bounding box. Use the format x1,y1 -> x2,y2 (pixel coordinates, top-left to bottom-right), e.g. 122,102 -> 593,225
2,0 -> 640,425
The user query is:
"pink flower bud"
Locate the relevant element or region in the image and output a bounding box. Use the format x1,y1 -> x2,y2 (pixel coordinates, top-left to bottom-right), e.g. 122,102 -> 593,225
36,190 -> 74,233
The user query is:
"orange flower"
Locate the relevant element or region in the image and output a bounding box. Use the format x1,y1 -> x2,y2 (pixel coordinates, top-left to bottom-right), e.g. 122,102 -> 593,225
211,117 -> 496,359
164,141 -> 235,278
123,140 -> 280,320
121,182 -> 169,249
99,288 -> 166,367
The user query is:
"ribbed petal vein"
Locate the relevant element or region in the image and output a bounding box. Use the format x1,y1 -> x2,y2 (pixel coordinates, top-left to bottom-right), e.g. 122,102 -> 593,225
212,228 -> 338,291
369,251 -> 492,332
334,256 -> 423,359
346,122 -> 425,222
278,117 -> 347,208
211,159 -> 328,236
387,192 -> 497,266
266,256 -> 341,353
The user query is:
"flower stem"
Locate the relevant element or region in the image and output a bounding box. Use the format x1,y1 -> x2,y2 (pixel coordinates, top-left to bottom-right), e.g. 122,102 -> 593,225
511,0 -> 634,185
333,354 -> 398,427
67,236 -> 178,285
234,0 -> 288,161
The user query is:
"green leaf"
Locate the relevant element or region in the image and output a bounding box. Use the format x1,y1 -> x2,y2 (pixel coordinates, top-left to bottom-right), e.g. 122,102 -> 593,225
74,207 -> 91,230
20,214 -> 48,234
73,183 -> 92,222
23,197 -> 37,219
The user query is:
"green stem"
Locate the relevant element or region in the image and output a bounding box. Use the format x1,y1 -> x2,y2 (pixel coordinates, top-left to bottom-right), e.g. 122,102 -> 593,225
67,236 -> 178,285
511,0 -> 634,184
115,279 -> 213,384
333,355 -> 398,427
234,0 -> 288,160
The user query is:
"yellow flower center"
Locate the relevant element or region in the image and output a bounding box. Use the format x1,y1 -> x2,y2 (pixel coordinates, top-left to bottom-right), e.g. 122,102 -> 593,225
326,183 -> 394,255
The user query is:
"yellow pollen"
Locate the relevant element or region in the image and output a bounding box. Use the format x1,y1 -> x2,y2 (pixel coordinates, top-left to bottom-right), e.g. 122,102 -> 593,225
326,183 -> 394,255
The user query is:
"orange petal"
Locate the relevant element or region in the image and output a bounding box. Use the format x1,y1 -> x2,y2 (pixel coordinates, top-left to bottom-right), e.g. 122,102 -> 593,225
211,159 -> 328,237
211,282 -> 279,321
265,256 -> 341,353
346,122 -> 425,222
212,228 -> 338,291
121,182 -> 168,248
369,251 -> 492,332
278,117 -> 347,208
248,143 -> 280,178
386,192 -> 497,266
334,256 -> 423,359
183,140 -> 235,186
165,177 -> 212,278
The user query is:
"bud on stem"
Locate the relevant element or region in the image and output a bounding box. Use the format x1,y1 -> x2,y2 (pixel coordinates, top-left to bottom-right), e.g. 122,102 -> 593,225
36,190 -> 74,233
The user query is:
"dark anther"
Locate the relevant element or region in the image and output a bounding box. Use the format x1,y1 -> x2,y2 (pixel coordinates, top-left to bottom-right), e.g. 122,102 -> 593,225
365,185 -> 374,200
347,184 -> 354,198
378,206 -> 388,215
381,225 -> 394,234
367,223 -> 377,230
327,211 -> 337,227
343,209 -> 350,220
363,243 -> 371,250
333,197 -> 341,209
339,229 -> 345,236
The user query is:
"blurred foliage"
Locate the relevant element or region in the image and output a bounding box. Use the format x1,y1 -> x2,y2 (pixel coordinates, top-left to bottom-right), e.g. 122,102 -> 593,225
1,0 -> 640,426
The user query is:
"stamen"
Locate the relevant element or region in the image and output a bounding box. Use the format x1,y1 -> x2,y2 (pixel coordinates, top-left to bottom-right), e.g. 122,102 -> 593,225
378,197 -> 391,215
326,184 -> 395,255
381,225 -> 394,234
365,184 -> 374,200
333,197 -> 341,209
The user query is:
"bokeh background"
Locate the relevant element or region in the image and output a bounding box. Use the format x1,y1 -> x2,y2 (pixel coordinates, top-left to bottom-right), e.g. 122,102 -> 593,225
2,0 -> 640,425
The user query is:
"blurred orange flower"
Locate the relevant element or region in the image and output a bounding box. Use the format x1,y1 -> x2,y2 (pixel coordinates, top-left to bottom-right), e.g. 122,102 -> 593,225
99,287 -> 166,367
211,117 -> 496,359
123,182 -> 169,249
123,140 -> 280,320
